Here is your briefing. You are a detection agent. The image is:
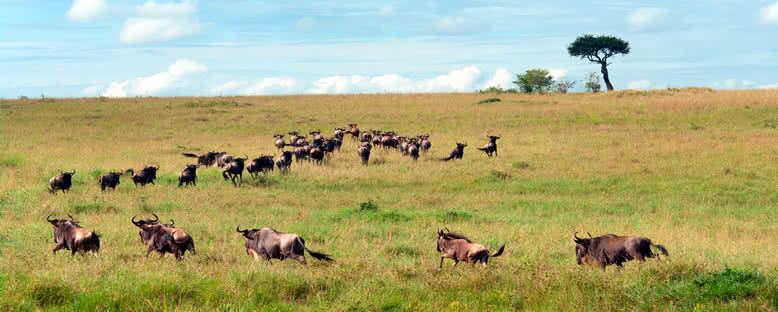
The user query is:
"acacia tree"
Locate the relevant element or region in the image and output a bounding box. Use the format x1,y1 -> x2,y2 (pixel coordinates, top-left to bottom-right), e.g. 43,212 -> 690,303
567,34 -> 630,91
513,69 -> 554,93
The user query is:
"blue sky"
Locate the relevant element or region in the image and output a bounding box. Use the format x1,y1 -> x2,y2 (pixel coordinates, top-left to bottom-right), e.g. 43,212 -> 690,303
1,0 -> 777,98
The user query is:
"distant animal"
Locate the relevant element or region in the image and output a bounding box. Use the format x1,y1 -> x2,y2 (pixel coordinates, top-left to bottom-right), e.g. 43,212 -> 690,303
247,155 -> 274,178
274,134 -> 286,150
573,232 -> 668,270
132,214 -> 195,260
49,170 -> 76,194
310,146 -> 324,165
407,139 -> 420,160
215,152 -> 234,168
276,151 -> 293,173
236,225 -> 333,264
358,143 -> 371,165
441,143 -> 467,161
178,164 -> 199,187
47,214 -> 100,256
333,128 -> 346,139
419,135 -> 431,152
477,135 -> 500,157
347,123 -> 360,140
126,166 -> 159,187
436,229 -> 504,268
223,155 -> 248,187
98,171 -> 123,191
182,152 -> 219,167
294,145 -> 310,163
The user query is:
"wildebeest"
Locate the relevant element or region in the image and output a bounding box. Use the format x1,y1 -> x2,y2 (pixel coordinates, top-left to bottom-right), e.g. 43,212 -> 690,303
98,171 -> 123,191
178,164 -> 198,187
477,135 -> 500,157
236,226 -> 333,264
47,214 -> 100,256
288,131 -> 301,146
407,139 -> 420,160
223,155 -> 248,186
441,143 -> 467,161
49,170 -> 76,194
347,123 -> 360,139
132,214 -> 195,260
182,151 -> 219,167
273,134 -> 286,150
215,152 -> 234,168
310,146 -> 324,165
333,128 -> 346,139
436,229 -> 504,268
276,151 -> 293,173
126,165 -> 159,187
419,135 -> 431,152
247,155 -> 274,178
358,143 -> 371,165
294,145 -> 310,163
573,232 -> 668,270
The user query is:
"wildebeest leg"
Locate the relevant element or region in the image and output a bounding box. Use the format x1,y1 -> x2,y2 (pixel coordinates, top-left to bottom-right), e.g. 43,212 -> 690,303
222,170 -> 229,181
439,256 -> 446,268
146,246 -> 155,257
452,260 -> 459,267
294,255 -> 306,265
52,243 -> 65,254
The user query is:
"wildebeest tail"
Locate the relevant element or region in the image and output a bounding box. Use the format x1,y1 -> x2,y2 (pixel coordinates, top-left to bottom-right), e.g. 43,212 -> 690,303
440,156 -> 453,161
490,244 -> 505,258
90,231 -> 101,251
182,153 -> 199,158
297,237 -> 333,262
651,243 -> 668,256
477,147 -> 488,152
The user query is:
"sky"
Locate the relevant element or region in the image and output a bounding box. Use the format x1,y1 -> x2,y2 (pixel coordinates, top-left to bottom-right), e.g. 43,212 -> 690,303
1,0 -> 777,98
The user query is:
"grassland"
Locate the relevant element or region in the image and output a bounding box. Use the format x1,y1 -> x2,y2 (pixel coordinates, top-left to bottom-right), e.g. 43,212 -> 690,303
0,89 -> 777,311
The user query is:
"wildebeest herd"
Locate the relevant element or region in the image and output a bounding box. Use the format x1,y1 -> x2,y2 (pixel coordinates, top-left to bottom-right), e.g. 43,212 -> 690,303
45,123 -> 669,269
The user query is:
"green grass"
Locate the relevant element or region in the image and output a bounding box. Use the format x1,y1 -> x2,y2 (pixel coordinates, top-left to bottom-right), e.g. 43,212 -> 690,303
1,90 -> 777,311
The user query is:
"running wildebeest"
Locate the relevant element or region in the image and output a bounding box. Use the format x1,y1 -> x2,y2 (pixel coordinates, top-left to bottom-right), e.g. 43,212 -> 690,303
436,229 -> 504,268
408,139 -> 420,160
288,131 -> 301,146
47,214 -> 100,256
441,143 -> 467,161
182,151 -> 219,167
276,151 -> 293,173
573,232 -> 668,270
49,170 -> 76,194
178,164 -> 198,187
223,155 -> 248,187
477,135 -> 500,157
419,135 -> 432,152
347,123 -> 360,140
126,165 -> 159,187
310,146 -> 324,165
236,225 -> 333,264
98,171 -> 123,191
215,152 -> 234,168
132,214 -> 195,260
247,155 -> 274,178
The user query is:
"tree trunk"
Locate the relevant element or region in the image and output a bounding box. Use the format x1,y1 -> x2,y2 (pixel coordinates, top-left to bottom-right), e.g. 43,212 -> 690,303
600,62 -> 614,91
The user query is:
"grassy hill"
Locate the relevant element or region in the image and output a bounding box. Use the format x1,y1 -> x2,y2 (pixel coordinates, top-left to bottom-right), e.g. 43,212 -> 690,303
0,89 -> 776,311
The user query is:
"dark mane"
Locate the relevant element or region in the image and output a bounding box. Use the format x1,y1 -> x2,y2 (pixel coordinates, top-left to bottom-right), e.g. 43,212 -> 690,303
441,231 -> 472,243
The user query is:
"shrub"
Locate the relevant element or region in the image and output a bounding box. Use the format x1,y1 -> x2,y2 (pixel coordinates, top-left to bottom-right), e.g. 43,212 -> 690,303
513,69 -> 554,93
477,98 -> 501,104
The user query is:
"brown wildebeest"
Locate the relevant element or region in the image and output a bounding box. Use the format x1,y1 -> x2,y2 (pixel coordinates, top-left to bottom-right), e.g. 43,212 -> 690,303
436,229 -> 504,268
178,164 -> 198,187
47,214 -> 100,256
347,123 -> 360,139
358,143 -> 371,165
98,171 -> 123,191
477,135 -> 500,157
49,170 -> 76,194
236,226 -> 333,264
182,151 -> 220,167
441,143 -> 467,161
276,151 -> 293,173
419,135 -> 431,152
274,134 -> 286,150
573,232 -> 668,270
132,214 -> 195,260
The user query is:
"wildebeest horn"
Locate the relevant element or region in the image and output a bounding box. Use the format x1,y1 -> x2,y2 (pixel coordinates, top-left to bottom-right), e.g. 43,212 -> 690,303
573,232 -> 581,241
236,225 -> 248,233
47,214 -> 54,222
151,213 -> 159,222
67,213 -> 75,221
70,169 -> 76,174
169,219 -> 175,226
587,232 -> 592,238
131,215 -> 139,224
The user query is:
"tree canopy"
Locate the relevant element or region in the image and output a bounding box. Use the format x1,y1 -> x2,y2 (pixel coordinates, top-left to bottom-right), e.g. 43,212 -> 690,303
513,69 -> 554,93
567,34 -> 630,91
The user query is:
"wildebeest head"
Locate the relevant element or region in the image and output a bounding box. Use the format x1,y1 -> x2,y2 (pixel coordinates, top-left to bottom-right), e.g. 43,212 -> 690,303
489,135 -> 501,142
573,232 -> 593,265
131,213 -> 160,227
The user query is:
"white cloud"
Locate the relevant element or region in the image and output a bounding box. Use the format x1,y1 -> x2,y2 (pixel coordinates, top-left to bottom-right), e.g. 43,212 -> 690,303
723,78 -> 738,89
758,82 -> 778,89
628,8 -> 669,31
243,78 -> 303,95
549,68 -> 568,81
379,5 -> 393,16
66,0 -> 105,22
761,2 -> 778,23
102,59 -> 207,97
742,80 -> 756,87
308,66 -> 484,94
483,68 -> 513,89
119,1 -> 200,43
627,80 -> 651,90
81,84 -> 103,95
210,80 -> 243,94
434,16 -> 489,35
